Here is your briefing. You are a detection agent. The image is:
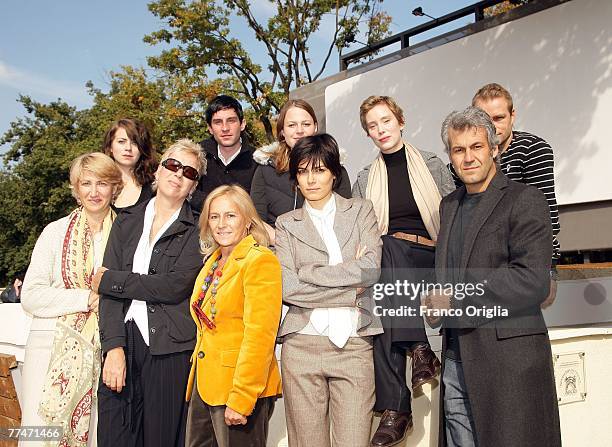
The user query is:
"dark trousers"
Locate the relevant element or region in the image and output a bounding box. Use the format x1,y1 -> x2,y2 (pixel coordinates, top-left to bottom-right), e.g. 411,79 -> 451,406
185,384 -> 275,447
97,322 -> 192,447
373,236 -> 435,413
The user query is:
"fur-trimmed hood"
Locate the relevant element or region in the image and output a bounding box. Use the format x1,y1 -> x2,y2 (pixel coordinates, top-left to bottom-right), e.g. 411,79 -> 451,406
253,141 -> 348,166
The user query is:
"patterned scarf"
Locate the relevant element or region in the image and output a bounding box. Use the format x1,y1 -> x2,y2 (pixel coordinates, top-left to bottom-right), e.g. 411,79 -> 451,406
38,206 -> 114,447
365,142 -> 442,239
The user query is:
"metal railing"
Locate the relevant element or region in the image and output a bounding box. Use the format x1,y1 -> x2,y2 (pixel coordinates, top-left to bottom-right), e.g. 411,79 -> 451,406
340,0 -> 516,70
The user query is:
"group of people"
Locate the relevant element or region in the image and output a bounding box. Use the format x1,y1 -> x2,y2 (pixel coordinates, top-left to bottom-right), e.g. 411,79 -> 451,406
18,82 -> 562,447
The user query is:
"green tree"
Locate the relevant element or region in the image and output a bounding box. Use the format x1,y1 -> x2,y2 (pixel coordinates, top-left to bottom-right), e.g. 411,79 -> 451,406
0,96 -> 84,284
0,66 -> 236,284
83,66 -> 208,153
86,66 -> 267,149
144,0 -> 392,141
0,172 -> 36,284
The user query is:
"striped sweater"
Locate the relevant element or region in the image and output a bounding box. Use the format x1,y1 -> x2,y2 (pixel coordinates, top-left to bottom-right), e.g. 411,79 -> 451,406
450,130 -> 561,262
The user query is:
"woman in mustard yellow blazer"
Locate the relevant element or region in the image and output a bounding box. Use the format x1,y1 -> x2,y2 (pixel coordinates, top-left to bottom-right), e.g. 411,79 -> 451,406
185,184 -> 282,447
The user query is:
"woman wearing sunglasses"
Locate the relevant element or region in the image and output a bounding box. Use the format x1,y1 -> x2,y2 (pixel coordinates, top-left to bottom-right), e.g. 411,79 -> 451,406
102,118 -> 158,212
185,185 -> 282,447
93,139 -> 206,447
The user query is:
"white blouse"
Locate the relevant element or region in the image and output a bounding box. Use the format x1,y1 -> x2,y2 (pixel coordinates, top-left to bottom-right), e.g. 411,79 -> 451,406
297,195 -> 359,348
124,198 -> 180,345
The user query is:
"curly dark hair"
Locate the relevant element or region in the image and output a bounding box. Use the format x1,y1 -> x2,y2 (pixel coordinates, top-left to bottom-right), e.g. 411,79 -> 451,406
102,118 -> 158,186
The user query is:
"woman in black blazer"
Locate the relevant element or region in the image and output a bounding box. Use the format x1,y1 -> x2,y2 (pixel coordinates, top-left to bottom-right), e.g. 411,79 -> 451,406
93,139 -> 206,447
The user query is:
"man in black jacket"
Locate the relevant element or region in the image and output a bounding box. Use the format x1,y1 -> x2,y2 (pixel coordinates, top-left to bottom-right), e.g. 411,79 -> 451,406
190,95 -> 257,211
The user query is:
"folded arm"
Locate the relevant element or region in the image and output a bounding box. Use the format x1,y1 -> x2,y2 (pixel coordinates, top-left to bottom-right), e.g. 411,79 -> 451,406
275,220 -> 359,308
297,201 -> 382,288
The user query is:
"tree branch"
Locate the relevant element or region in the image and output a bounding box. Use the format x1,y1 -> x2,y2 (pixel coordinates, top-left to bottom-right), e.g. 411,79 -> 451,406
313,1 -> 345,80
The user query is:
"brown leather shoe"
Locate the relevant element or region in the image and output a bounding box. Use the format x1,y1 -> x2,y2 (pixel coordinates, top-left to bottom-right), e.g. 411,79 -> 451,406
411,344 -> 441,390
370,410 -> 413,447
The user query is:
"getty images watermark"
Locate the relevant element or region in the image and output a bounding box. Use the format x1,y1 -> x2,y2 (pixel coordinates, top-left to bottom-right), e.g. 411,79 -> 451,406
371,279 -> 509,320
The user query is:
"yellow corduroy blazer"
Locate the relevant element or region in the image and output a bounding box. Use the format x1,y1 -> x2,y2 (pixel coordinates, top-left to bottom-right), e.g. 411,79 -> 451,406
185,234 -> 282,416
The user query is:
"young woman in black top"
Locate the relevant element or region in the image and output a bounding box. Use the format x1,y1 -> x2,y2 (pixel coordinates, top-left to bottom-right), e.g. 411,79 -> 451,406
353,96 -> 455,447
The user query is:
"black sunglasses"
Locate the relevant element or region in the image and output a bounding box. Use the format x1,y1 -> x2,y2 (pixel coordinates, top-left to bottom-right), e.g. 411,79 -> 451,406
162,158 -> 199,181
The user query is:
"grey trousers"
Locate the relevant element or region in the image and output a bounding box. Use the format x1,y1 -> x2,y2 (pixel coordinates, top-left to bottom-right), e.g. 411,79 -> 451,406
281,334 -> 375,447
443,358 -> 477,447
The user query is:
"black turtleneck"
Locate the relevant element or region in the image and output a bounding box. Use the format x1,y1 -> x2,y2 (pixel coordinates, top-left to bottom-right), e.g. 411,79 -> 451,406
382,147 -> 429,237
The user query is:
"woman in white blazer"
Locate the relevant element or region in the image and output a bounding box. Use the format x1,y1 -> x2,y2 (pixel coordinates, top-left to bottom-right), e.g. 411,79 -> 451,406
20,153 -> 122,447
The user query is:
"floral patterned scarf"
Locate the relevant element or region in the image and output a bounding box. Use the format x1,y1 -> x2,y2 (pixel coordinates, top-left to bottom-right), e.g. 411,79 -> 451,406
38,206 -> 114,447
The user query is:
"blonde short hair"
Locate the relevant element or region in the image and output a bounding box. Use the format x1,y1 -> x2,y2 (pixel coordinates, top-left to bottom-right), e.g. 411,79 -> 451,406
199,185 -> 269,256
161,138 -> 207,177
359,95 -> 405,133
472,83 -> 514,113
69,152 -> 123,201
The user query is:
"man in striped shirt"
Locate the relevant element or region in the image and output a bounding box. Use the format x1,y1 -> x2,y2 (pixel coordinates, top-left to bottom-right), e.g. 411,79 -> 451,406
449,83 -> 560,306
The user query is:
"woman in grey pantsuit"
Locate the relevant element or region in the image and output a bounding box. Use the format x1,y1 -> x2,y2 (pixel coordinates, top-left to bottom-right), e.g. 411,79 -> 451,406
275,134 -> 382,447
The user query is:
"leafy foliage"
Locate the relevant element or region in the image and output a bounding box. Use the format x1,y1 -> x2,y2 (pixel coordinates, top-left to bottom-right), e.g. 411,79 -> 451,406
144,0 -> 391,140
485,0 -> 532,17
0,97 -> 81,284
0,68 -> 222,284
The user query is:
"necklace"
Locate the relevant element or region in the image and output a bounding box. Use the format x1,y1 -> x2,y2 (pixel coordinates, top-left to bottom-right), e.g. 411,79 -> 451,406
192,256 -> 224,329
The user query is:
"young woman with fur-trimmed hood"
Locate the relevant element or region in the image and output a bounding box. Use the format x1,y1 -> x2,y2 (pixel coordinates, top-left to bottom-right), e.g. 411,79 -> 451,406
250,99 -> 351,243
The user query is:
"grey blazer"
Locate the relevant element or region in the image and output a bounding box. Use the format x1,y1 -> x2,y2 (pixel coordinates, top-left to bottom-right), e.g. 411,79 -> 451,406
275,194 -> 383,338
352,148 -> 455,199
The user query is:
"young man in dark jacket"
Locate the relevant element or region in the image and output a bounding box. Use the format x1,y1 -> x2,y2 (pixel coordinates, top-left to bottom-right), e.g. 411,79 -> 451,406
190,95 -> 257,211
